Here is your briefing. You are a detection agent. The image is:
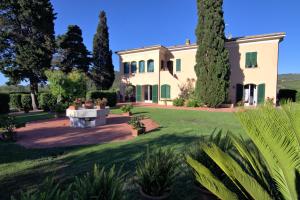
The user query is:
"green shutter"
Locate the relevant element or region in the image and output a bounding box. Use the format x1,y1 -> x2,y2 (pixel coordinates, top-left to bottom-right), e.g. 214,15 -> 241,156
252,52 -> 257,67
257,83 -> 265,104
166,85 -> 171,98
161,85 -> 166,98
136,85 -> 142,102
152,85 -> 158,103
245,53 -> 251,68
176,59 -> 181,72
236,84 -> 244,103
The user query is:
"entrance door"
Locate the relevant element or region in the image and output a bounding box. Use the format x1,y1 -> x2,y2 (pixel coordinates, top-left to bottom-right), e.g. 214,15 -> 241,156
144,85 -> 153,103
244,84 -> 257,106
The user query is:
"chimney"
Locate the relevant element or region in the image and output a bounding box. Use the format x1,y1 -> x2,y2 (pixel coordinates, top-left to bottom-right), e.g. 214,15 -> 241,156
185,39 -> 191,45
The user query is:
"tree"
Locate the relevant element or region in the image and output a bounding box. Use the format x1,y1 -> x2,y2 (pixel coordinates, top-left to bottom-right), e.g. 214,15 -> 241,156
55,25 -> 91,74
91,11 -> 115,90
0,0 -> 56,110
45,70 -> 87,103
194,0 -> 230,108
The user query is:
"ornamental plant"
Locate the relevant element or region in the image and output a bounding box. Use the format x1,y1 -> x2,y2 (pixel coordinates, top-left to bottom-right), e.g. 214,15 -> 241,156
0,115 -> 25,141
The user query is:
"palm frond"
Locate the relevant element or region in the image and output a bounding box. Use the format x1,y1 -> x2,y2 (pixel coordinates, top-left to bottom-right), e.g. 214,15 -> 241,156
186,156 -> 238,200
203,144 -> 273,200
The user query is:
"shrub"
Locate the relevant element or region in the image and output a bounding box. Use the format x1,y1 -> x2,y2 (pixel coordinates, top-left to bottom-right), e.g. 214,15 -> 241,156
186,99 -> 200,107
72,164 -> 125,200
0,115 -> 25,141
86,91 -> 117,107
296,91 -> 300,103
120,104 -> 133,113
21,94 -> 32,113
278,89 -> 297,102
128,115 -> 145,130
172,97 -> 185,106
54,102 -> 67,114
38,93 -> 57,111
0,93 -> 10,114
136,148 -> 179,197
10,94 -> 22,110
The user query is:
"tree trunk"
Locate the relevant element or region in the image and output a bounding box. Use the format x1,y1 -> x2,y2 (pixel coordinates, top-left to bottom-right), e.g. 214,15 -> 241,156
30,81 -> 39,110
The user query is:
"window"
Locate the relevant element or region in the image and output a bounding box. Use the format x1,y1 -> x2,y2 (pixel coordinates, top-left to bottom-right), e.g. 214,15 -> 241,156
176,59 -> 181,72
131,61 -> 137,73
245,52 -> 257,68
124,62 -> 130,74
147,59 -> 154,72
161,84 -> 171,99
139,61 -> 145,73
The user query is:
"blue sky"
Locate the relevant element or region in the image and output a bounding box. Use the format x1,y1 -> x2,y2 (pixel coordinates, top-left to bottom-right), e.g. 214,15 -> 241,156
0,0 -> 299,85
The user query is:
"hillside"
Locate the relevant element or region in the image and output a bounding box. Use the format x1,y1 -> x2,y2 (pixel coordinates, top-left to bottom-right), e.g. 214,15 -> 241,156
278,73 -> 300,91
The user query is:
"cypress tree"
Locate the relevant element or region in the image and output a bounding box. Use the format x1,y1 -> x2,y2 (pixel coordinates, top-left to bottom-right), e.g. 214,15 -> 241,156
55,25 -> 91,74
91,11 -> 115,90
194,0 -> 230,108
0,0 -> 56,110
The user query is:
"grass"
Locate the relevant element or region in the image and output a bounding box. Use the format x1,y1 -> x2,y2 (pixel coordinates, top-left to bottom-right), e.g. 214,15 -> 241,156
0,107 -> 244,199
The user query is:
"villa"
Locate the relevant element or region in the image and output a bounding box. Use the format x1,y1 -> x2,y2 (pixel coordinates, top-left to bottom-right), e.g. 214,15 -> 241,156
116,32 -> 286,106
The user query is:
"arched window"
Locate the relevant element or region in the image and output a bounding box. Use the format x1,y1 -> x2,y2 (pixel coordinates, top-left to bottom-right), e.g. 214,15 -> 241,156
139,60 -> 145,73
131,61 -> 137,73
147,59 -> 154,72
124,62 -> 130,74
161,84 -> 171,99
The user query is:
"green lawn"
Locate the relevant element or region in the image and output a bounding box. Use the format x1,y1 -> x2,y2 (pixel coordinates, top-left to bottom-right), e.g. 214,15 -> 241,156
0,107 -> 244,199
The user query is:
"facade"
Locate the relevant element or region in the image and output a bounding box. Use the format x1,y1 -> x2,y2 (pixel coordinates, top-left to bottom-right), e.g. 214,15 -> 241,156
116,32 -> 286,106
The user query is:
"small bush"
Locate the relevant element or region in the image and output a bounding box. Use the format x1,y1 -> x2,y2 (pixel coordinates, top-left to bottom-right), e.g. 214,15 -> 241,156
72,165 -> 125,200
38,93 -> 57,111
128,115 -> 145,130
10,94 -> 22,110
278,89 -> 297,102
172,97 -> 185,106
120,104 -> 133,113
86,91 -> 117,107
186,99 -> 200,107
0,115 -> 25,141
0,93 -> 10,114
54,102 -> 67,114
21,94 -> 32,113
136,148 -> 179,197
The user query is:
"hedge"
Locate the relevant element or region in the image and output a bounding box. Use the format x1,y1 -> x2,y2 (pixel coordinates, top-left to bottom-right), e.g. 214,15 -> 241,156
86,91 -> 117,107
38,93 -> 57,111
10,94 -> 22,110
21,94 -> 32,113
278,89 -> 297,102
0,93 -> 10,114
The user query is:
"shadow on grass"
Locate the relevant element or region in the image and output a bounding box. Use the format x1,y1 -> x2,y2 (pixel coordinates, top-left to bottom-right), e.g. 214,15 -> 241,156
1,132 -> 203,199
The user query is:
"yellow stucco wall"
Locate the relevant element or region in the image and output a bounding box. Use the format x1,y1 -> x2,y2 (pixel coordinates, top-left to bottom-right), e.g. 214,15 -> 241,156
117,33 -> 284,106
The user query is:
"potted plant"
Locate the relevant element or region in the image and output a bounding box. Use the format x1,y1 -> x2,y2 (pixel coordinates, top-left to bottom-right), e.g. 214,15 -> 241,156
96,98 -> 108,109
0,115 -> 26,142
120,104 -> 133,116
128,116 -> 145,136
84,99 -> 94,109
136,148 -> 178,200
69,98 -> 82,110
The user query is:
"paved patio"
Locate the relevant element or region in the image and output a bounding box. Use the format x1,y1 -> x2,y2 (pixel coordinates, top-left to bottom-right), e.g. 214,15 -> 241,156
16,114 -> 134,149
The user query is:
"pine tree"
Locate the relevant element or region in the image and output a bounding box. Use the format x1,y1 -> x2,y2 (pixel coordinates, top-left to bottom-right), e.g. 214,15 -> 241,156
194,0 -> 230,108
0,0 -> 56,110
91,11 -> 115,90
55,25 -> 91,74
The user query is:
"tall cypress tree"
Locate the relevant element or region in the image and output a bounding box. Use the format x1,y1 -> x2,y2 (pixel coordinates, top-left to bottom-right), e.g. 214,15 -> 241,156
194,0 -> 230,108
91,11 -> 115,90
55,25 -> 91,74
0,0 -> 55,110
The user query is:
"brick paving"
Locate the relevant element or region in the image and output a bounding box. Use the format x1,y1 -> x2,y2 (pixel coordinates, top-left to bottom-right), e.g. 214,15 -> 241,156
16,114 -> 134,149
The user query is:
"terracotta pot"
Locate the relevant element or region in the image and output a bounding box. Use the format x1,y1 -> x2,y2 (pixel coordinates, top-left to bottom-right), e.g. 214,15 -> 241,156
131,127 -> 145,137
139,187 -> 171,200
68,105 -> 77,110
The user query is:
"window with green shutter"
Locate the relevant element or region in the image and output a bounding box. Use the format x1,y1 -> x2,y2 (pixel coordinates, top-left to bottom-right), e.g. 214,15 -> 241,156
245,52 -> 258,68
161,84 -> 171,99
124,62 -> 130,74
176,59 -> 181,72
139,61 -> 145,73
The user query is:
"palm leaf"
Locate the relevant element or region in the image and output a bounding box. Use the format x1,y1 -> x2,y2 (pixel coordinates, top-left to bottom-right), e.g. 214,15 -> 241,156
203,144 -> 273,200
186,156 -> 238,200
